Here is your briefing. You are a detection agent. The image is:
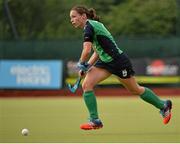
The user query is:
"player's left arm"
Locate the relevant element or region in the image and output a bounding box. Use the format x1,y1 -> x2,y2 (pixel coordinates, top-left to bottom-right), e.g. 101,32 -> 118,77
88,51 -> 99,66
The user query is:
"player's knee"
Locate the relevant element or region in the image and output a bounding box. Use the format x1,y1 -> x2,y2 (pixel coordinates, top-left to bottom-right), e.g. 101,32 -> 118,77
129,88 -> 143,95
82,81 -> 94,91
129,86 -> 144,95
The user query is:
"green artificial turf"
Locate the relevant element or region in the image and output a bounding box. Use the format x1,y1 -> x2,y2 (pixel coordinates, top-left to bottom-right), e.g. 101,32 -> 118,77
0,96 -> 179,143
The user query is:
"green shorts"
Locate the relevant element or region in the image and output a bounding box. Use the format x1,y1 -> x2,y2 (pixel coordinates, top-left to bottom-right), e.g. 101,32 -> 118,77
94,53 -> 135,79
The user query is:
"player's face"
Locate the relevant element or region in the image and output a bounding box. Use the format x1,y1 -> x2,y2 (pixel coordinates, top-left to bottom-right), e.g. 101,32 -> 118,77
70,10 -> 86,28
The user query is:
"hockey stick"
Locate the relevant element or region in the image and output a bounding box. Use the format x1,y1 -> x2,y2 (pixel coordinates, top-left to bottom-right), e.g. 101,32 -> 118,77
67,77 -> 82,93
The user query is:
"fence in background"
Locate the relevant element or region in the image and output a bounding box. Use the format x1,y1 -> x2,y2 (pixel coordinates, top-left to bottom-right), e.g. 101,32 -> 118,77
0,37 -> 180,60
0,37 -> 180,89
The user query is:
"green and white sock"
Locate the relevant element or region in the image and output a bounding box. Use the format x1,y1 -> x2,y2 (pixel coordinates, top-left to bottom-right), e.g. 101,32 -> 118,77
140,87 -> 165,109
83,91 -> 98,120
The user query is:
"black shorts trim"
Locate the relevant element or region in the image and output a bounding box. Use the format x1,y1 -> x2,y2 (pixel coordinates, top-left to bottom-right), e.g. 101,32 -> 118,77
94,53 -> 135,79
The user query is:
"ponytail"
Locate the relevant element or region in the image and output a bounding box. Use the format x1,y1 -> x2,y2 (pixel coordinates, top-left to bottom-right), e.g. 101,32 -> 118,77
71,5 -> 100,21
88,8 -> 100,21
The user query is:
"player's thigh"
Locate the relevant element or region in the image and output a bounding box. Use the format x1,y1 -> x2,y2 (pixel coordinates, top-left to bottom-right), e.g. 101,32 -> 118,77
83,67 -> 111,89
118,76 -> 144,95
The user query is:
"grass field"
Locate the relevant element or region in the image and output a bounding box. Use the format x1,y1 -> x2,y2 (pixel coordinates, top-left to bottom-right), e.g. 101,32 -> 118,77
0,96 -> 179,143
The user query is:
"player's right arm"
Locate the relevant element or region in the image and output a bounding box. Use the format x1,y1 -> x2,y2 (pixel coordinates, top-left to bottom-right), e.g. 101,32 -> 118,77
79,21 -> 94,63
79,41 -> 92,63
77,21 -> 95,77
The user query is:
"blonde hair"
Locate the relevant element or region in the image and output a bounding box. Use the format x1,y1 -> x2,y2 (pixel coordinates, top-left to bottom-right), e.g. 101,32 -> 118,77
71,5 -> 100,21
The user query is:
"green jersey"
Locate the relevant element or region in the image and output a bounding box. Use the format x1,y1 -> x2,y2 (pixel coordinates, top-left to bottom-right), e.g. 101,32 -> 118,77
83,19 -> 123,62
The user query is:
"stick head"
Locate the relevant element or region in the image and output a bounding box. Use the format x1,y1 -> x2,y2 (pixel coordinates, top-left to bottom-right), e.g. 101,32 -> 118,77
67,83 -> 76,93
67,77 -> 81,93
